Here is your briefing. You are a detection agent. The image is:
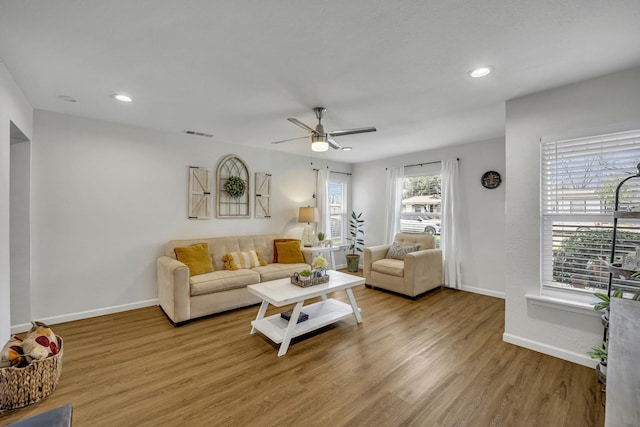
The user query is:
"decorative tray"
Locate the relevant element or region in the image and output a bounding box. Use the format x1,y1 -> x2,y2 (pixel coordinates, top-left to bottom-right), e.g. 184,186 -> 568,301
290,274 -> 330,288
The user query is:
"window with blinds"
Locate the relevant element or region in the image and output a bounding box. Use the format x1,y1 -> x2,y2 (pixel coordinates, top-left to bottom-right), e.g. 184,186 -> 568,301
541,129 -> 640,294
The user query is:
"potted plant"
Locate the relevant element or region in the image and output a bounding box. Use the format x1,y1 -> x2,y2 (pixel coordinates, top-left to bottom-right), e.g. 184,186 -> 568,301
346,211 -> 364,272
588,341 -> 608,383
594,289 -> 623,327
317,232 -> 325,247
299,269 -> 312,282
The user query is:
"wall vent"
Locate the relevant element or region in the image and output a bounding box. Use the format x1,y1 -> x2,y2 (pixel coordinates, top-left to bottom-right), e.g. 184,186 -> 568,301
183,130 -> 213,138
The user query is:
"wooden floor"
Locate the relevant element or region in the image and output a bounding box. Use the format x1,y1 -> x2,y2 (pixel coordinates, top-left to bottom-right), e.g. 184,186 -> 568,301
0,278 -> 605,426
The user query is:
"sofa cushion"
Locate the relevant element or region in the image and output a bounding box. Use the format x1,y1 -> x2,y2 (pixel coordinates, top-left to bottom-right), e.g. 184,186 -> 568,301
372,258 -> 405,277
273,238 -> 300,263
189,269 -> 260,296
223,250 -> 267,270
252,263 -> 310,282
386,242 -> 420,260
275,240 -> 305,263
174,243 -> 214,276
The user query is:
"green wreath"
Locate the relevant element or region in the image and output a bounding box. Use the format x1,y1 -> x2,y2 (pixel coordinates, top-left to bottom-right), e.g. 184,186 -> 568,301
224,176 -> 247,199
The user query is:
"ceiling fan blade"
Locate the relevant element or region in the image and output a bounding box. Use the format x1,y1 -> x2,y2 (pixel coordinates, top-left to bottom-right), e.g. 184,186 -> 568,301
271,135 -> 309,144
287,118 -> 316,134
328,127 -> 377,137
327,138 -> 342,150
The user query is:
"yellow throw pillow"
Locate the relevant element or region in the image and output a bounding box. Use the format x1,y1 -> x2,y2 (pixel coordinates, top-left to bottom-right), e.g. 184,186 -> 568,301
174,243 -> 214,276
275,240 -> 305,264
273,238 -> 300,263
223,250 -> 267,270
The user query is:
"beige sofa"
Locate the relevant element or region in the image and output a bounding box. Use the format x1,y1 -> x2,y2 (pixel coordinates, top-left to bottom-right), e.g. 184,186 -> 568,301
363,233 -> 443,298
157,234 -> 311,325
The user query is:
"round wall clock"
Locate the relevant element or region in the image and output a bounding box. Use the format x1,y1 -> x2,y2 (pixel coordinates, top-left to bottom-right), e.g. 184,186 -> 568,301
481,171 -> 502,189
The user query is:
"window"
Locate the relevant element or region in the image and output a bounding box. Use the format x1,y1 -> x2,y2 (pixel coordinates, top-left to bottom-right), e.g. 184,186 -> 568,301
400,173 -> 442,247
328,180 -> 347,245
541,129 -> 640,295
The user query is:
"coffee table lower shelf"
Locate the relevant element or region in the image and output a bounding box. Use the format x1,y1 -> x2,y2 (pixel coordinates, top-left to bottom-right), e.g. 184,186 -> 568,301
250,298 -> 354,344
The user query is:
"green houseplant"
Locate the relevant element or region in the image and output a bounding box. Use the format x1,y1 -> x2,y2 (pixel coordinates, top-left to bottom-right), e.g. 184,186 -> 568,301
299,269 -> 312,281
346,211 -> 364,272
588,341 -> 608,381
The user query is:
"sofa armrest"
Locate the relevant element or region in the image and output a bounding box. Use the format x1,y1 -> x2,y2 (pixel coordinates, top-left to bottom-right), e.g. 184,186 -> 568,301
364,244 -> 391,283
157,256 -> 190,324
403,249 -> 443,296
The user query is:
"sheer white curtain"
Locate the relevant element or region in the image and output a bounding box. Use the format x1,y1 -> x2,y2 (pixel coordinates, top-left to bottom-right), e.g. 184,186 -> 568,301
441,159 -> 461,288
316,169 -> 331,241
384,166 -> 404,243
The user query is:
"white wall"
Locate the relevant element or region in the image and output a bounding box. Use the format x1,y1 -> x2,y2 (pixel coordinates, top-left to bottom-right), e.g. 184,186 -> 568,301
352,138 -> 506,298
0,63 -> 33,344
504,66 -> 640,366
10,135 -> 31,326
21,110 -> 351,331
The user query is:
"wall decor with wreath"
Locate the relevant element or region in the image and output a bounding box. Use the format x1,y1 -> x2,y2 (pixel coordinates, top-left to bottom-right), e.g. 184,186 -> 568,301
216,155 -> 250,218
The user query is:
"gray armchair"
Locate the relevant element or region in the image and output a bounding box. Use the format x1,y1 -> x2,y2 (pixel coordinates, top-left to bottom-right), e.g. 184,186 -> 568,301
364,233 -> 443,298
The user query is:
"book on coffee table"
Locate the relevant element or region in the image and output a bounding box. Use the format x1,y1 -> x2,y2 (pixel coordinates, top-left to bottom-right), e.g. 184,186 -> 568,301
280,309 -> 309,323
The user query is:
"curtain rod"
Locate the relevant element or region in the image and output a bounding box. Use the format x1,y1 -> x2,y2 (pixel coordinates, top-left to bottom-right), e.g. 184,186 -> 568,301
386,158 -> 459,170
405,158 -> 459,168
312,167 -> 352,176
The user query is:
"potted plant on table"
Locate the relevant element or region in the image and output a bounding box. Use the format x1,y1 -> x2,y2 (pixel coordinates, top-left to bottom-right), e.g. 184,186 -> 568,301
299,269 -> 312,282
588,341 -> 608,384
593,289 -> 623,327
346,211 -> 365,272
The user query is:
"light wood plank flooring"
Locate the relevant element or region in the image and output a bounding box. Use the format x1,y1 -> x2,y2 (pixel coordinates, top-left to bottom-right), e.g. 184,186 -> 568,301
1,280 -> 605,426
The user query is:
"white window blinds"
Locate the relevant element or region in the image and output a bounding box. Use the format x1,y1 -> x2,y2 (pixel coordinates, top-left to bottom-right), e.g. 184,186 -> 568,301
541,129 -> 640,293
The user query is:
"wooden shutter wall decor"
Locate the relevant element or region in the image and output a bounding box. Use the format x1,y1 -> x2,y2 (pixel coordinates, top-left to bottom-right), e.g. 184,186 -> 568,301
255,172 -> 271,218
188,166 -> 211,219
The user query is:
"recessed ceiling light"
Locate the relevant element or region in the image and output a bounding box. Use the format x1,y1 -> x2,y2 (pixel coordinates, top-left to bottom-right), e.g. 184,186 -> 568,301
59,95 -> 77,103
342,146 -> 353,151
113,94 -> 133,102
468,66 -> 493,78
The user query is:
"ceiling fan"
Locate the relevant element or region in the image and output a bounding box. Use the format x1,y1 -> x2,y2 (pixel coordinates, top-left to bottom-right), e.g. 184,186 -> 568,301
271,107 -> 376,152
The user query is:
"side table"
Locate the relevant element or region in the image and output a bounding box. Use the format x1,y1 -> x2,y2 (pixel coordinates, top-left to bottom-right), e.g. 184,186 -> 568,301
301,246 -> 340,270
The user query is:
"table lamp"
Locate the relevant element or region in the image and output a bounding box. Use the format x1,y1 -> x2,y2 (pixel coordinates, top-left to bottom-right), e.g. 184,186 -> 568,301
298,206 -> 318,247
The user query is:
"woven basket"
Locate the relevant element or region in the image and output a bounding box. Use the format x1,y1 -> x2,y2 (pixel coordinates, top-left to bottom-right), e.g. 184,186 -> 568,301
291,274 -> 330,287
0,336 -> 63,412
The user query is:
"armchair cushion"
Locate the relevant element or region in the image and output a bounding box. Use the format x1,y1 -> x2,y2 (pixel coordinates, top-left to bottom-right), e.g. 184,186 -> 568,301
386,242 -> 420,260
372,258 -> 405,277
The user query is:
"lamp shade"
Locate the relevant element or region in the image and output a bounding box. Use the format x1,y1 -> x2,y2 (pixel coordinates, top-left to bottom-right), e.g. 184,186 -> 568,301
298,207 -> 318,223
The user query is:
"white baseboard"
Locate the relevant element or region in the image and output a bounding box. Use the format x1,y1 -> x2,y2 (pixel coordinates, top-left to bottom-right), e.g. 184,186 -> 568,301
460,285 -> 505,299
503,332 -> 597,368
11,299 -> 158,334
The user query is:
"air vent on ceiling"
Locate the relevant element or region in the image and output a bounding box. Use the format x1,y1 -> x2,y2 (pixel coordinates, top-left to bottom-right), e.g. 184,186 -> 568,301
183,130 -> 213,138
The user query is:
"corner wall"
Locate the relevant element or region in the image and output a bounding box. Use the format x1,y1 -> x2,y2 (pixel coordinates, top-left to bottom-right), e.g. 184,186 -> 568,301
0,63 -> 33,344
352,137 -> 506,297
504,66 -> 640,366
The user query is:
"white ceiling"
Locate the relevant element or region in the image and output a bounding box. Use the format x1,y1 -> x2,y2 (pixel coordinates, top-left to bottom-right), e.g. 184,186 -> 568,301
1,1 -> 639,164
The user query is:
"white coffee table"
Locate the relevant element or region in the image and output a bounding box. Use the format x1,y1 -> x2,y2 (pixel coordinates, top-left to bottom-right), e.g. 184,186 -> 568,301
247,270 -> 364,356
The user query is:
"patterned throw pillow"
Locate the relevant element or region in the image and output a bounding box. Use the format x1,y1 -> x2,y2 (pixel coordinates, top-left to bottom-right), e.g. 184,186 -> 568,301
223,250 -> 267,270
386,242 -> 421,260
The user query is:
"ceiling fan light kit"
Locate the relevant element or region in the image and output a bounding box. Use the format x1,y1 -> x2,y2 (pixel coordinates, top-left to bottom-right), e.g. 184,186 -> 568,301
272,107 -> 376,153
311,134 -> 329,152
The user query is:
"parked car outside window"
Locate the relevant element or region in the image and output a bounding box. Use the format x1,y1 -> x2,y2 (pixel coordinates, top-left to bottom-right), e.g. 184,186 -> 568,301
400,212 -> 441,235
